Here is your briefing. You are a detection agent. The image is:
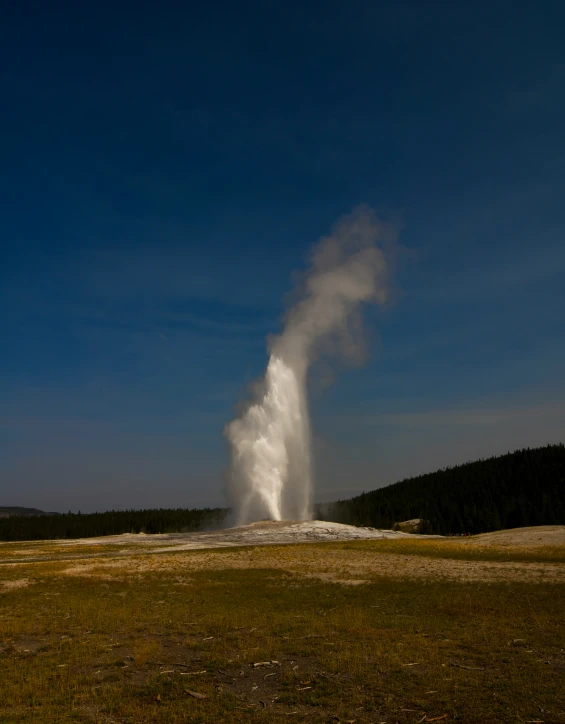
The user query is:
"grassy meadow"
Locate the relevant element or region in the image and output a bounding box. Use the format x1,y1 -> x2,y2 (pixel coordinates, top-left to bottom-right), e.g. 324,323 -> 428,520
1,537 -> 564,723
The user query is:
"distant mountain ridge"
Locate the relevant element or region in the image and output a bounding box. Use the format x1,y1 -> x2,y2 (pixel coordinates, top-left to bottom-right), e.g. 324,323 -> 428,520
316,443 -> 565,535
0,506 -> 60,518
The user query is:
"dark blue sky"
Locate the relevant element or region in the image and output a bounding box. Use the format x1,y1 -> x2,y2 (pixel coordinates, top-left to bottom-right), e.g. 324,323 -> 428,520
1,1 -> 564,512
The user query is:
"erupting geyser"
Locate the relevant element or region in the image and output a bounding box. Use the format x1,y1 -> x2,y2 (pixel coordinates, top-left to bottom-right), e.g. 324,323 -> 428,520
225,207 -> 394,524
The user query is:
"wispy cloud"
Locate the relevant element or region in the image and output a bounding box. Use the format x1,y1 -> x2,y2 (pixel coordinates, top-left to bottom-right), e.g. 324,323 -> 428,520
345,400 -> 565,428
410,239 -> 565,307
505,63 -> 565,112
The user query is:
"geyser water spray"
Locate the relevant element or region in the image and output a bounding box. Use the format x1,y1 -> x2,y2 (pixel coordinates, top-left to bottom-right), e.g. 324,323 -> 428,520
225,207 -> 394,524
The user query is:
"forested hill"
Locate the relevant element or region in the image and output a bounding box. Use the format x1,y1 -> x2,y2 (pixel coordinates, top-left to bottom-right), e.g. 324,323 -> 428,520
317,444 -> 565,535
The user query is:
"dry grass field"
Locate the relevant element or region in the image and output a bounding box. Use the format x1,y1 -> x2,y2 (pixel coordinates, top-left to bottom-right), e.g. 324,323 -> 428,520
1,525 -> 564,723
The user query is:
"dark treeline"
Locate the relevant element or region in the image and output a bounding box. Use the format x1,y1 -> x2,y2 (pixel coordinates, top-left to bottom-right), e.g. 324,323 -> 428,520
317,444 -> 565,534
0,507 -> 228,542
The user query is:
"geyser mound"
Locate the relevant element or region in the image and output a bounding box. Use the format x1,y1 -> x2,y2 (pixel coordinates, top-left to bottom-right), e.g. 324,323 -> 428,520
225,206 -> 395,525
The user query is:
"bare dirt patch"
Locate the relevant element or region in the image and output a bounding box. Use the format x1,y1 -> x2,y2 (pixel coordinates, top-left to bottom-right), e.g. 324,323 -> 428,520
0,578 -> 30,592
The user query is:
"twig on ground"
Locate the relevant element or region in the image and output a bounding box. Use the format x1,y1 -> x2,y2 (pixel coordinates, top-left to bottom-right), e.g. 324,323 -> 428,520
253,660 -> 280,668
299,634 -> 324,638
185,689 -> 207,699
449,663 -> 485,671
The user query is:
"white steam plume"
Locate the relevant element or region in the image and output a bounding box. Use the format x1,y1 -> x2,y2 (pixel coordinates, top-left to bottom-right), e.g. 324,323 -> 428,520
225,207 -> 394,524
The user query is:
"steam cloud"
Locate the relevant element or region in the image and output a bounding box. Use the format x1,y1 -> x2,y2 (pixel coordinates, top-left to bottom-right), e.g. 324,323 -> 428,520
225,207 -> 394,524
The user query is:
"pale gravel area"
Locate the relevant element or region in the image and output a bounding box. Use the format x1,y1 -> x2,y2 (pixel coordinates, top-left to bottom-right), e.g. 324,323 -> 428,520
0,521 -> 438,562
60,543 -> 565,585
57,520 -> 431,548
2,522 -> 564,586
